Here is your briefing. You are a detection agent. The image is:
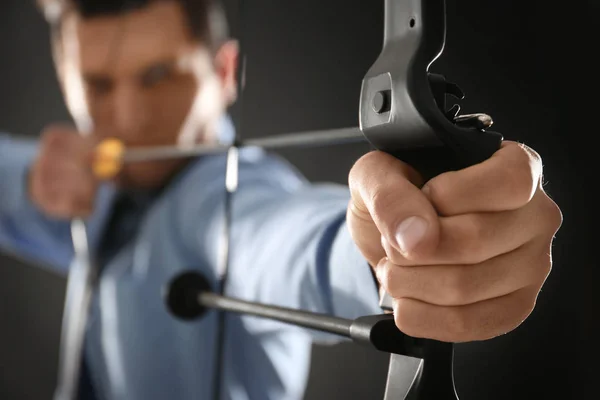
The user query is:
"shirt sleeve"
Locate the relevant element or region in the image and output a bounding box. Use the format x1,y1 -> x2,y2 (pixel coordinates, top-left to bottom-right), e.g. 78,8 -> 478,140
180,151 -> 382,344
232,181 -> 382,345
0,134 -> 38,214
0,133 -> 73,273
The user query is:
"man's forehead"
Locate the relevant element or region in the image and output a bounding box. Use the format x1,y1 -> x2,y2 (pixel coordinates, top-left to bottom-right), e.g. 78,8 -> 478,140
64,1 -> 201,76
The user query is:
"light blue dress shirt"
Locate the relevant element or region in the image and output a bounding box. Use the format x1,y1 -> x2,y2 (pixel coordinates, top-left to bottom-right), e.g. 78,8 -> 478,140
0,116 -> 381,400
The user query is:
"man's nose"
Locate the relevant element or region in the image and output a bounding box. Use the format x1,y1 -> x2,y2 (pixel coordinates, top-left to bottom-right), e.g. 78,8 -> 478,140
113,83 -> 150,138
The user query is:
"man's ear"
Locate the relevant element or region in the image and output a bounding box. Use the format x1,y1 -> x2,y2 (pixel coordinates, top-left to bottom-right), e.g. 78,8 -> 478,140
214,39 -> 239,105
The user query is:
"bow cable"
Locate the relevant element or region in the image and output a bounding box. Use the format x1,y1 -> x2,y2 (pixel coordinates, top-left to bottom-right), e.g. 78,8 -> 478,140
212,0 -> 247,399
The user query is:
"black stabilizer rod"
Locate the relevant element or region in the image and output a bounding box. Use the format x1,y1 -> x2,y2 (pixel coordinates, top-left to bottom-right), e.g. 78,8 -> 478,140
164,271 -> 426,359
200,291 -> 352,336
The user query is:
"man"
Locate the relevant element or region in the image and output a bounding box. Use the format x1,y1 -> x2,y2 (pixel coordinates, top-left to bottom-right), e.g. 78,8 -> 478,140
0,0 -> 562,399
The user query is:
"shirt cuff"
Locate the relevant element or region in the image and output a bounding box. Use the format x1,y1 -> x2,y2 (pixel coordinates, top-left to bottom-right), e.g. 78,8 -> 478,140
0,134 -> 39,215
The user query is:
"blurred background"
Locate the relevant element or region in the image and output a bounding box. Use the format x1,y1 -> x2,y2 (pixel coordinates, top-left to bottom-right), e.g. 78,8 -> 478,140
0,0 -> 596,399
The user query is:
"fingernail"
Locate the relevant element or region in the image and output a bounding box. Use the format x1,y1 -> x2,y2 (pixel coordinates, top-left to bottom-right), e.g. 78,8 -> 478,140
395,216 -> 428,255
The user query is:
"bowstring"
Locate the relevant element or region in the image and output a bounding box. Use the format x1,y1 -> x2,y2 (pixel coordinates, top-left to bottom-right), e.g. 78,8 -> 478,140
55,3 -> 134,400
212,0 -> 246,399
56,1 -> 247,398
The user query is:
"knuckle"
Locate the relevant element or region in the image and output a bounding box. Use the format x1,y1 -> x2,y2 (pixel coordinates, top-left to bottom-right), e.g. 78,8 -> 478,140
381,264 -> 410,297
425,172 -> 452,203
443,270 -> 471,305
41,129 -> 66,148
507,144 -> 541,204
518,142 -> 543,170
369,184 -> 396,222
542,195 -> 563,234
491,289 -> 537,339
349,151 -> 381,184
512,290 -> 537,328
531,191 -> 563,239
356,150 -> 381,167
41,125 -> 79,152
454,215 -> 488,263
379,263 -> 395,293
503,163 -> 535,206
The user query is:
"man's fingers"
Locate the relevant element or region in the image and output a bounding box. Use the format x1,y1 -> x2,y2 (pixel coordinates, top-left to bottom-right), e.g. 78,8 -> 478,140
32,149 -> 97,218
42,177 -> 97,217
41,124 -> 94,163
348,151 -> 440,261
381,188 -> 560,266
392,286 -> 539,342
422,141 -> 543,216
375,240 -> 551,307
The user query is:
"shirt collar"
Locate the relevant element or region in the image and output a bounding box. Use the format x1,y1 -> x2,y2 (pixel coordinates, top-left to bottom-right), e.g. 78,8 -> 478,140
216,113 -> 236,145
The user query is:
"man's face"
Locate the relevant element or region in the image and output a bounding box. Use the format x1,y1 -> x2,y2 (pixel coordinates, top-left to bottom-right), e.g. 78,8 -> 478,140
57,1 -> 236,189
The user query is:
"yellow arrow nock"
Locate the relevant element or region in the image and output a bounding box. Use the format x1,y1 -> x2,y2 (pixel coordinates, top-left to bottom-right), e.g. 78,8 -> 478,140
93,138 -> 125,180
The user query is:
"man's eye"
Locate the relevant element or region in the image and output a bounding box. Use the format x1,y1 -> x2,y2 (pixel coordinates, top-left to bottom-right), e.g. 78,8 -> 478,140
141,64 -> 173,87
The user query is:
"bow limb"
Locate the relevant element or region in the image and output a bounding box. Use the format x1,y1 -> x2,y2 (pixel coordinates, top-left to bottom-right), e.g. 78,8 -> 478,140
211,1 -> 248,399
54,219 -> 98,400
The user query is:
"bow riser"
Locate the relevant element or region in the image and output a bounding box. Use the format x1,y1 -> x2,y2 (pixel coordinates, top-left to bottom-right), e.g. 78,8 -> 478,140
358,1 -> 504,399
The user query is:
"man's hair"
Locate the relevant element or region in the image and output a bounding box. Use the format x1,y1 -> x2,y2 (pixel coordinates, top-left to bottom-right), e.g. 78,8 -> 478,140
36,0 -> 230,52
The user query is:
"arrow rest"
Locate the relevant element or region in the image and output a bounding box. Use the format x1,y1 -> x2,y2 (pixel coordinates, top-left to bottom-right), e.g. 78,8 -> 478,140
359,0 -> 503,183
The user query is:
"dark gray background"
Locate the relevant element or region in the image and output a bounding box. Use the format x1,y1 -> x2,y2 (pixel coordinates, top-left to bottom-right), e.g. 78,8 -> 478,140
0,0 -> 596,399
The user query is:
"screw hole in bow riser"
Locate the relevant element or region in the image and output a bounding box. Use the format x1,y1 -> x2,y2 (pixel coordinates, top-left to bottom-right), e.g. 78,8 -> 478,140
410,18 -> 416,28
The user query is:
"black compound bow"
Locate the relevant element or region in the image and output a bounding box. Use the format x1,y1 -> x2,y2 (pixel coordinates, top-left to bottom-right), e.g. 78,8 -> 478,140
165,1 -> 503,399
54,1 -> 504,399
